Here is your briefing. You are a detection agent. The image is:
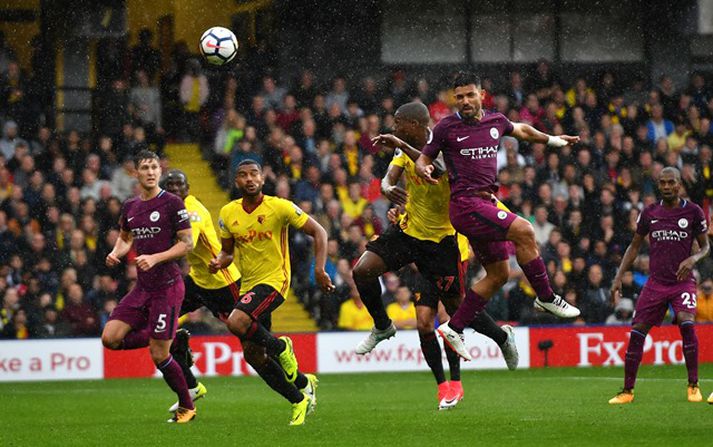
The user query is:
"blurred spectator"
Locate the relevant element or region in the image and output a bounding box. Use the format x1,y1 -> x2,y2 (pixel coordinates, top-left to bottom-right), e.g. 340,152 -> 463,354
337,293 -> 373,330
179,59 -> 209,141
386,285 -> 417,329
130,69 -> 162,132
130,28 -> 161,82
61,283 -> 99,336
0,121 -> 27,159
605,298 -> 634,325
647,103 -> 674,142
696,277 -> 713,323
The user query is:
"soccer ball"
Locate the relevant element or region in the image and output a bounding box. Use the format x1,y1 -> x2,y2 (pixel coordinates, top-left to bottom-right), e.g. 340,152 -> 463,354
199,26 -> 238,65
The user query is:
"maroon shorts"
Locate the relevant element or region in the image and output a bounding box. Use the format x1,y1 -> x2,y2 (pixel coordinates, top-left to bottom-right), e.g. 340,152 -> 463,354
109,277 -> 185,340
449,194 -> 517,266
633,278 -> 697,326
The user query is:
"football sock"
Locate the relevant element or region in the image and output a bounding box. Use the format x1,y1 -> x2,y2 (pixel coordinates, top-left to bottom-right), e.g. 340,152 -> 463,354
449,289 -> 488,332
354,276 -> 391,330
419,331 -> 446,384
157,355 -> 194,410
121,329 -> 149,349
624,329 -> 647,390
444,343 -> 461,382
254,358 -> 304,404
294,371 -> 308,389
679,321 -> 699,385
520,257 -> 554,301
246,322 -> 286,357
174,354 -> 198,389
469,311 -> 507,346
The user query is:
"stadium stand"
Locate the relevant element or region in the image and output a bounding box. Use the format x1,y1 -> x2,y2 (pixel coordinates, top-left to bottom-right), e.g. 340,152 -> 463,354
1,31 -> 713,338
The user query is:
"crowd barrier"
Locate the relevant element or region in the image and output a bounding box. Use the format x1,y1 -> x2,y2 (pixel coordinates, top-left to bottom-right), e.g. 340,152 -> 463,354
2,325 -> 713,382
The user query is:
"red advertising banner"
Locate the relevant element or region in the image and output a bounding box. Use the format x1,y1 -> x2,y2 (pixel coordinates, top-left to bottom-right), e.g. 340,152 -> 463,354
104,333 -> 317,378
529,324 -> 713,368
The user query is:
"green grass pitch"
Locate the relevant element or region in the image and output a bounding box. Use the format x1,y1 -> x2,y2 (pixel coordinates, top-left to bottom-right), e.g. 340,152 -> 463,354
2,364 -> 712,446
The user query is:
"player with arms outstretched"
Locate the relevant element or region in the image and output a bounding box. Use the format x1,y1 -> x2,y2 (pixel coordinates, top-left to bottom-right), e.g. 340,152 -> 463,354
353,102 -> 518,409
210,159 -> 334,426
413,72 -> 580,359
101,150 -> 196,423
609,167 -> 709,404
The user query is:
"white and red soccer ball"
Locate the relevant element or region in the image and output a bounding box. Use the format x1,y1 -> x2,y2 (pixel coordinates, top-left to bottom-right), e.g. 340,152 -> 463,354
199,26 -> 238,65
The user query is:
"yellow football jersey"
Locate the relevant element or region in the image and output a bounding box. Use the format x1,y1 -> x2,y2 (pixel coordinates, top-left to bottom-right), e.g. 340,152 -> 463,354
391,149 -> 454,243
185,195 -> 241,290
218,195 -> 309,296
386,302 -> 416,329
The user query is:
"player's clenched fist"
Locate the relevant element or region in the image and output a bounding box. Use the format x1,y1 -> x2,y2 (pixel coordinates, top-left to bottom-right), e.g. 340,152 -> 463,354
208,257 -> 222,274
135,254 -> 158,271
106,252 -> 121,267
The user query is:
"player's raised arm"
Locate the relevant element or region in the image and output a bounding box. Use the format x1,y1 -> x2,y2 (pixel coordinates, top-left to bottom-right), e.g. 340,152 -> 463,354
677,233 -> 710,281
610,233 -> 645,303
106,228 -> 133,267
135,228 -> 193,272
509,122 -> 580,148
373,133 -> 446,178
300,216 -> 335,293
209,236 -> 235,274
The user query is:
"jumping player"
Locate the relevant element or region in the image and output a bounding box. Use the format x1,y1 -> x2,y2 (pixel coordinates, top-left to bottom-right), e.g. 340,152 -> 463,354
101,150 -> 196,423
210,159 -> 335,426
161,169 -> 318,413
354,102 -> 518,410
413,72 -> 581,359
609,167 -> 709,404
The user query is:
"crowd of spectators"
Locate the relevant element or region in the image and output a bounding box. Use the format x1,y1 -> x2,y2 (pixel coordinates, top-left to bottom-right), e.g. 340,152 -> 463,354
3,27 -> 713,338
203,62 -> 713,330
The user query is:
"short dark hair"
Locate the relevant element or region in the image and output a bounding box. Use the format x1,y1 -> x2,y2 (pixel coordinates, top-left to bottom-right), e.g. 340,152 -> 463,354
237,158 -> 262,170
133,149 -> 159,167
453,71 -> 482,89
395,102 -> 430,126
660,166 -> 681,182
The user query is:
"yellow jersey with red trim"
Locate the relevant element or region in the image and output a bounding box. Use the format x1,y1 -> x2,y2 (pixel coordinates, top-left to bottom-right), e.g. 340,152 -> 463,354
390,149 -> 512,260
218,195 -> 309,296
391,149 -> 453,243
184,195 -> 241,290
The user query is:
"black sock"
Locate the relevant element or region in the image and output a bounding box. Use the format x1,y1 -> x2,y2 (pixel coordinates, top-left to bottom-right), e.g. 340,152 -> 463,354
174,353 -> 198,389
355,276 -> 391,330
294,371 -> 308,389
246,322 -> 286,357
254,358 -> 304,404
444,343 -> 461,381
469,311 -> 507,346
419,331 -> 446,384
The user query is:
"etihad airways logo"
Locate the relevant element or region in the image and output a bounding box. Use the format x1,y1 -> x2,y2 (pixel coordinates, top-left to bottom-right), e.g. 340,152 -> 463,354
459,145 -> 498,160
651,229 -> 688,241
131,227 -> 162,239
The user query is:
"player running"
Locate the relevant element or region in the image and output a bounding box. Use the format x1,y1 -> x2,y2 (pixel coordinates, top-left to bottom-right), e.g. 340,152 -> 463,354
161,169 -> 318,413
160,169 -> 237,411
413,72 -> 581,359
354,102 -> 518,410
101,150 -> 196,423
609,167 -> 709,404
210,159 -> 335,426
